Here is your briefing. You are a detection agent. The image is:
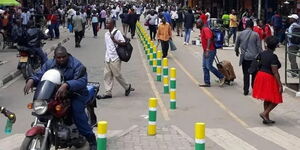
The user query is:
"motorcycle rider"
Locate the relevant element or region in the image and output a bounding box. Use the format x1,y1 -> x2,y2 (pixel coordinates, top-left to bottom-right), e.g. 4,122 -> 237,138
21,20 -> 48,65
23,46 -> 97,150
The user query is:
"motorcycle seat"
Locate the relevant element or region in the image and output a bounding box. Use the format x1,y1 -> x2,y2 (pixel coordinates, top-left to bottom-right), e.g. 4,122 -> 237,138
86,85 -> 96,103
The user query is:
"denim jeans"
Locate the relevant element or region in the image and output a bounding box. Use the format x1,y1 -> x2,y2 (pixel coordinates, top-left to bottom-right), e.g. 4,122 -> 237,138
184,28 -> 192,43
227,27 -> 237,44
202,50 -> 224,85
32,47 -> 47,65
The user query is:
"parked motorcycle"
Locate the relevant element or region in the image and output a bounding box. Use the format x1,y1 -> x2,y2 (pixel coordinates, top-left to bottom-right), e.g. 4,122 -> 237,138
20,69 -> 99,150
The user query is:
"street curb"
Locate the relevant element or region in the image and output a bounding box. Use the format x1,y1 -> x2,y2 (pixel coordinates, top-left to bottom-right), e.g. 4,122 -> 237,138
0,37 -> 70,88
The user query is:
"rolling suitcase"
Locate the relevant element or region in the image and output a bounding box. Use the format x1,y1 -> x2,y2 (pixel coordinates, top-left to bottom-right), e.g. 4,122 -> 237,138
215,56 -> 236,85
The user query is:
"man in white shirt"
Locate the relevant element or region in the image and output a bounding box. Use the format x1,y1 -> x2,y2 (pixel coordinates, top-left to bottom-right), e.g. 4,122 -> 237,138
205,9 -> 211,28
101,19 -> 135,99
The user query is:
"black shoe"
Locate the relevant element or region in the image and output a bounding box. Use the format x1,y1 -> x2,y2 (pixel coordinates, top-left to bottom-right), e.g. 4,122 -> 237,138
198,84 -> 211,87
243,91 -> 249,96
87,135 -> 97,150
125,84 -> 135,96
99,94 -> 112,99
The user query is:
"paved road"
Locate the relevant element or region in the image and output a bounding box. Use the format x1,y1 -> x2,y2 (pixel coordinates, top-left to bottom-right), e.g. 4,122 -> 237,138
1,21 -> 300,149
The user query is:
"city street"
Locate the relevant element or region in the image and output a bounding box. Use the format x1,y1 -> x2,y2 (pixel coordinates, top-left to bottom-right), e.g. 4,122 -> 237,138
1,20 -> 300,150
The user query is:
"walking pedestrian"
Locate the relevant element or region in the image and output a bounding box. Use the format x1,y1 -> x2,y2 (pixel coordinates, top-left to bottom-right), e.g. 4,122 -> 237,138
170,8 -> 177,30
221,11 -> 230,42
183,9 -> 194,45
47,11 -> 59,40
235,20 -> 263,95
252,36 -> 282,124
176,8 -> 184,37
91,11 -> 99,38
271,11 -> 283,42
205,9 -> 211,28
99,7 -> 107,29
81,9 -> 87,37
146,10 -> 158,41
287,14 -> 300,77
227,9 -> 238,45
72,12 -> 84,48
100,19 -> 135,99
196,19 -> 225,87
157,17 -> 172,58
128,9 -> 139,39
119,8 -> 129,37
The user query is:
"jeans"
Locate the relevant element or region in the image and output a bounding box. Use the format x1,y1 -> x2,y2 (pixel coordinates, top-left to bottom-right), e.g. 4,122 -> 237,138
227,27 -> 237,44
184,28 -> 192,43
92,22 -> 98,36
75,31 -> 83,46
99,18 -> 106,29
71,95 -> 94,138
242,60 -> 257,93
49,23 -> 60,39
161,40 -> 169,58
32,47 -> 47,65
288,45 -> 300,75
130,23 -> 136,38
149,25 -> 157,40
202,50 -> 224,85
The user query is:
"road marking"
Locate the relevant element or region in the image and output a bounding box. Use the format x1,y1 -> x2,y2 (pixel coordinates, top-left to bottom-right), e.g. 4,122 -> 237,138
206,128 -> 257,150
0,134 -> 24,150
136,40 -> 170,121
1,74 -> 22,89
169,53 -> 249,127
249,126 -> 300,149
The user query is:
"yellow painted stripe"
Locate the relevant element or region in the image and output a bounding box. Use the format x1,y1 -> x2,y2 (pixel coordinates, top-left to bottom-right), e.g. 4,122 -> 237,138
149,98 -> 157,108
169,53 -> 249,128
136,39 -> 170,121
195,122 -> 205,139
97,121 -> 108,134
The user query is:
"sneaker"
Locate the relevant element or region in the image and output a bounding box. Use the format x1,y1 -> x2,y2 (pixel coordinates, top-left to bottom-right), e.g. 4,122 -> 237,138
125,84 -> 135,96
219,78 -> 225,86
97,94 -> 112,99
198,84 -> 211,87
184,42 -> 186,45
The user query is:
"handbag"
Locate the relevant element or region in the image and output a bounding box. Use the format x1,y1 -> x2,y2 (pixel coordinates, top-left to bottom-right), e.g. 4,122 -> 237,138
111,30 -> 133,62
248,53 -> 261,74
169,39 -> 177,51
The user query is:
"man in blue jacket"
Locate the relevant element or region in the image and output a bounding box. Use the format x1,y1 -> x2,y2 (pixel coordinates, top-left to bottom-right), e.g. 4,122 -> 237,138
23,46 -> 97,150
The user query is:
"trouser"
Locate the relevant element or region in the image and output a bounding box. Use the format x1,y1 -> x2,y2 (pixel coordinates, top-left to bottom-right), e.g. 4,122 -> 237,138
228,27 -> 237,44
104,59 -> 130,96
274,27 -> 281,42
242,60 -> 257,93
92,22 -> 98,36
202,50 -> 224,85
129,23 -> 136,37
288,45 -> 300,75
161,40 -> 169,58
71,95 -> 95,139
49,23 -> 60,38
122,23 -> 129,37
82,22 -> 86,37
149,25 -> 157,40
176,22 -> 183,36
32,47 -> 48,65
99,18 -> 106,29
171,19 -> 176,30
184,28 -> 192,43
75,31 -> 83,46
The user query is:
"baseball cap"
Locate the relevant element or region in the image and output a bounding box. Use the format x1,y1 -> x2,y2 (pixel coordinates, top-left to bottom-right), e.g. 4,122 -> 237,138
288,14 -> 299,20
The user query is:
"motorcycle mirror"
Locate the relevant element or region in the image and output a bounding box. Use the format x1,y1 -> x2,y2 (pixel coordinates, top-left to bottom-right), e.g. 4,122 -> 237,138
44,29 -> 49,35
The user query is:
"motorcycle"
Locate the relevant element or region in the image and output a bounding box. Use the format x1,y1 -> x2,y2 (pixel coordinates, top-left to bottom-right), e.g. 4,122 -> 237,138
20,69 -> 99,150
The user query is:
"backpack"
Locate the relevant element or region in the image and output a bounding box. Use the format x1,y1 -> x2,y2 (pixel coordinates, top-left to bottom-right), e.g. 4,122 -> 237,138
112,30 -> 133,62
290,25 -> 300,44
212,28 -> 224,49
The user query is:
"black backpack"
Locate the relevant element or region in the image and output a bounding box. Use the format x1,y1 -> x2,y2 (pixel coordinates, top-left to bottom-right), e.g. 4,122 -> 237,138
290,25 -> 300,44
112,30 -> 133,62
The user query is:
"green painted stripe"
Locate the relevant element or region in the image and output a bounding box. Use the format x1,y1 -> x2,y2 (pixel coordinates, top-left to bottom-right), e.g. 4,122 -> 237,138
149,60 -> 153,66
170,102 -> 176,109
163,69 -> 168,75
157,76 -> 162,81
157,60 -> 162,66
97,138 -> 107,150
153,53 -> 157,59
195,143 -> 205,150
149,111 -> 157,121
170,81 -> 176,89
153,67 -> 157,72
164,86 -> 169,94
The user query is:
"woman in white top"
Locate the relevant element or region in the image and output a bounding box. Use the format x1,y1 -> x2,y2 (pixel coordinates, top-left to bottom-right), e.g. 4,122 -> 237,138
146,10 -> 158,41
91,11 -> 99,38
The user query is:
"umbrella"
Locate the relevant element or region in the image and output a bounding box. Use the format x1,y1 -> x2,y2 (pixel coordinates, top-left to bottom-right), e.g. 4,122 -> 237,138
0,0 -> 21,6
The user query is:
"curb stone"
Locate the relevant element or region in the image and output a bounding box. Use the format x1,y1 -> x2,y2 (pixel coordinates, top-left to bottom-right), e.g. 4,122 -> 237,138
0,37 -> 70,88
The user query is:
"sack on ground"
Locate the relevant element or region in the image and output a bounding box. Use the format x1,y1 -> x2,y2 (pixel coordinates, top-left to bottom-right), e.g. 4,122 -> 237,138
169,40 -> 177,51
216,60 -> 236,81
212,28 -> 224,49
290,26 -> 300,44
112,30 -> 133,62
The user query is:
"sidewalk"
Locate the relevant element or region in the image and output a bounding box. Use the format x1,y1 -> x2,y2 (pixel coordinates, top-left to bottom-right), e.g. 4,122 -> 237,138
0,27 -> 71,87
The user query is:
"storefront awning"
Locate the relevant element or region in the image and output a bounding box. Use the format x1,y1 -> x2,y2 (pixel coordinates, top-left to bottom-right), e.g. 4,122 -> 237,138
0,0 -> 21,6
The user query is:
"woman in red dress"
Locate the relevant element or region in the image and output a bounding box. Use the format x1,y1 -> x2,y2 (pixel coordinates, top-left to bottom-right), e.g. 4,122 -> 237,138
252,36 -> 282,124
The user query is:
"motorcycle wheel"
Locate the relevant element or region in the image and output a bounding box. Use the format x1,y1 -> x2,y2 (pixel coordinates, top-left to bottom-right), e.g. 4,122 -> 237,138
20,134 -> 50,150
21,63 -> 33,80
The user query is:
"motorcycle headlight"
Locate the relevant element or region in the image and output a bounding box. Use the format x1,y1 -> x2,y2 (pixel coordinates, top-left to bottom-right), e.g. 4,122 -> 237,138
33,99 -> 48,115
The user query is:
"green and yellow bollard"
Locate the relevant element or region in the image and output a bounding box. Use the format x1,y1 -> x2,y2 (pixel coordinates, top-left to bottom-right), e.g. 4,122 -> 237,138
148,98 -> 157,136
149,52 -> 153,66
195,122 -> 205,150
162,58 -> 169,94
152,51 -> 157,72
156,51 -> 162,81
170,68 -> 176,109
97,121 -> 108,150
